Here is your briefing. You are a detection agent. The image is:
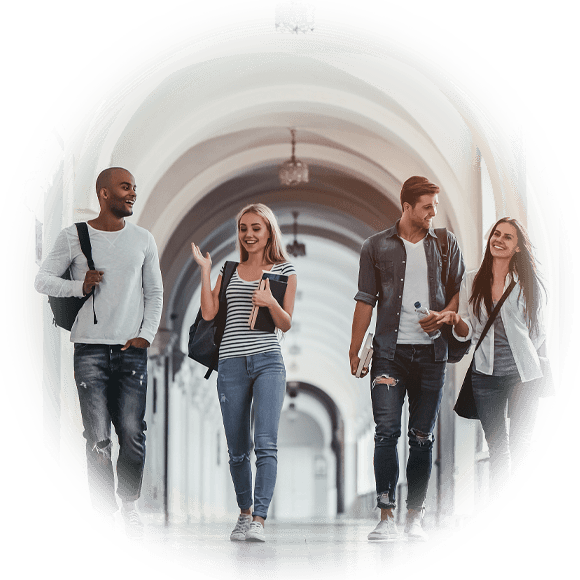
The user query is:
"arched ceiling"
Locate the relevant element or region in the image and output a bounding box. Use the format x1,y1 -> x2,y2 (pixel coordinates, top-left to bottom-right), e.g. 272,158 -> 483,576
163,164 -> 399,335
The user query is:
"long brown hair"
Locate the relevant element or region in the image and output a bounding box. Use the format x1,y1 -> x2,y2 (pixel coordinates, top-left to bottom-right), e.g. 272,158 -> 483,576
469,217 -> 546,334
235,203 -> 289,264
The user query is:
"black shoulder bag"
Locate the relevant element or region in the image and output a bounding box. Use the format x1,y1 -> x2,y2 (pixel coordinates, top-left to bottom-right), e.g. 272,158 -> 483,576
453,280 -> 516,419
435,228 -> 470,363
48,222 -> 97,331
188,261 -> 238,379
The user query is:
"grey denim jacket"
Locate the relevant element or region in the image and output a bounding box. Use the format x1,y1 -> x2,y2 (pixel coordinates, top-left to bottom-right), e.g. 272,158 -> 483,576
354,220 -> 465,362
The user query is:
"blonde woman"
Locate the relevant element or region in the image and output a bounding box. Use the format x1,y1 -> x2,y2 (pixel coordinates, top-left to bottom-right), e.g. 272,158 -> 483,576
191,203 -> 297,542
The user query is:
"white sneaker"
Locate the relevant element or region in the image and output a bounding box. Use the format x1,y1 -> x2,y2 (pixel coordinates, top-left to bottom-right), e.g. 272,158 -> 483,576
367,517 -> 400,541
245,521 -> 266,542
405,509 -> 428,541
121,507 -> 144,539
230,514 -> 252,541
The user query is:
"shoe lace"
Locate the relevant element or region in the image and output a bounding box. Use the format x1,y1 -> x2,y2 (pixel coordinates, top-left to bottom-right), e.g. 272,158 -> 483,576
125,509 -> 142,526
233,516 -> 250,533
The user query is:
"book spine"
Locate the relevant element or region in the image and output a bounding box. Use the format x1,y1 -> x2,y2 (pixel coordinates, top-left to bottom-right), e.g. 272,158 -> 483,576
248,279 -> 266,329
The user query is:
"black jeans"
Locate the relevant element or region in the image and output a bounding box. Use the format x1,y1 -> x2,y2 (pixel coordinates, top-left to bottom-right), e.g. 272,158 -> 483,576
471,370 -> 539,493
73,344 -> 148,515
370,345 -> 446,510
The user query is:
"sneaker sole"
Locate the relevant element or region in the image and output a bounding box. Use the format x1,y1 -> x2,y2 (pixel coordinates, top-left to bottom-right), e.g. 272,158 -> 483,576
230,534 -> 247,541
368,534 -> 400,542
406,533 -> 428,542
245,535 -> 265,542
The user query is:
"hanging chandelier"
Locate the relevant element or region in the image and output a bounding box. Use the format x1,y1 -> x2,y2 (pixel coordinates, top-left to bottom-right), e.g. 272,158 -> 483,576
286,211 -> 306,257
275,1 -> 315,34
279,129 -> 309,187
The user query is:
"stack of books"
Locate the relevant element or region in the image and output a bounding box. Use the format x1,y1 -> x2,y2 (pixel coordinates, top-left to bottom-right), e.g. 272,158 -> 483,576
248,270 -> 289,333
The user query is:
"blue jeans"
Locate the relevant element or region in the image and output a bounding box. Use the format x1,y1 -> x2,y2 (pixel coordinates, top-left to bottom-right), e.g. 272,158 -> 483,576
471,370 -> 539,493
370,345 -> 446,510
73,344 -> 148,515
217,351 -> 286,520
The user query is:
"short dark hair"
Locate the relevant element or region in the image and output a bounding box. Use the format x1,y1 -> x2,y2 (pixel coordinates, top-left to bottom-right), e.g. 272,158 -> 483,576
400,176 -> 440,210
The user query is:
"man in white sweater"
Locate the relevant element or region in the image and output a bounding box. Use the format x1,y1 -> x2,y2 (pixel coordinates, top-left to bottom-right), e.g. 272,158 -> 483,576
35,167 -> 163,537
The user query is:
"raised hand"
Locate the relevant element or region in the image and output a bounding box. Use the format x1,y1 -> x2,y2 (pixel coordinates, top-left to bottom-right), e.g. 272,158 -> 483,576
191,243 -> 212,271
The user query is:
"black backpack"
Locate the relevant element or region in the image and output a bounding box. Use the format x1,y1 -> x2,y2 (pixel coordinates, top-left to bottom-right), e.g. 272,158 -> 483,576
188,261 -> 238,379
434,227 -> 470,363
48,222 -> 97,331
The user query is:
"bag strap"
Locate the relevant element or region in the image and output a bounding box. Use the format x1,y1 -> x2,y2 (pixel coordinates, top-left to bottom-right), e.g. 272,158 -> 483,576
204,261 -> 239,379
473,279 -> 516,353
75,222 -> 95,270
434,227 -> 449,292
218,261 -> 238,304
75,222 -> 97,324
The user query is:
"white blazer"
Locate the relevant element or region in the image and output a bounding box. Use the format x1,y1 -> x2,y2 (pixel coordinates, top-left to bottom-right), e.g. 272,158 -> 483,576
453,270 -> 546,382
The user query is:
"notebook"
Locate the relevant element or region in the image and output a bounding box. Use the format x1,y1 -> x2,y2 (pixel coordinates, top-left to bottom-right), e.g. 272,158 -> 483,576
356,332 -> 373,378
248,270 -> 289,333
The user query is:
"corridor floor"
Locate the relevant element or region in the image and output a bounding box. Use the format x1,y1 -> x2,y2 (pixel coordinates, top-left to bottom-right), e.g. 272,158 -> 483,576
110,520 -> 484,580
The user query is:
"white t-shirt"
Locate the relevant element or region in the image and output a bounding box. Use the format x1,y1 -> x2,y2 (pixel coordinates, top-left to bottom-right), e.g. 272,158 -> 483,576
35,222 -> 164,345
397,237 -> 431,344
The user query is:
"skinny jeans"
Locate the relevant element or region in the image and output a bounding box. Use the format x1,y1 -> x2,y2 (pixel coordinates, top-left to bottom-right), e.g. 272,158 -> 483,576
370,345 -> 446,511
217,351 -> 286,520
73,344 -> 148,515
471,370 -> 539,493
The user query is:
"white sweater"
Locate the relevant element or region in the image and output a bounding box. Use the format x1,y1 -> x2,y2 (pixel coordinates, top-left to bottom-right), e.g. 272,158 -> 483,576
35,222 -> 163,345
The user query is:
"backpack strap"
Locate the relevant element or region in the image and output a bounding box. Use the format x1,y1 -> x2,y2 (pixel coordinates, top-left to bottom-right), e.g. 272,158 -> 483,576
75,222 -> 98,324
75,222 -> 95,270
434,227 -> 449,294
204,260 -> 239,379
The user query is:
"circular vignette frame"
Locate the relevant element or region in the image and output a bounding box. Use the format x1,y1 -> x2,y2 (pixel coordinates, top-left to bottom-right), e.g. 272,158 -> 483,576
0,0 -> 580,577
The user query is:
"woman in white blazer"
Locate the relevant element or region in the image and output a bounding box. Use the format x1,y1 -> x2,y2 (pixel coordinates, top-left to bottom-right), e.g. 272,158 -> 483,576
438,217 -> 547,491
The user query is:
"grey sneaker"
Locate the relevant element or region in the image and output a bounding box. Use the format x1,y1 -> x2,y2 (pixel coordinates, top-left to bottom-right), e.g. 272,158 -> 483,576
230,514 -> 252,541
121,507 -> 144,539
405,509 -> 428,541
245,521 -> 266,542
367,517 -> 400,541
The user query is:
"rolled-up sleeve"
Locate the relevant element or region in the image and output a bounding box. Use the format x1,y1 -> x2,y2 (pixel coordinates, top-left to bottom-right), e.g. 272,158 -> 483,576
354,238 -> 378,307
452,274 -> 473,342
138,232 -> 164,344
34,229 -> 85,298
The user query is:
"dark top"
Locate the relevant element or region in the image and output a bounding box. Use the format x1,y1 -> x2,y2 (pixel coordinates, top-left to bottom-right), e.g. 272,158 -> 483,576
355,220 -> 465,361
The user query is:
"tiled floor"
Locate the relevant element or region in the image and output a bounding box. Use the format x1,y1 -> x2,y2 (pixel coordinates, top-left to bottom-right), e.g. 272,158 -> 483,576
141,518 -> 453,579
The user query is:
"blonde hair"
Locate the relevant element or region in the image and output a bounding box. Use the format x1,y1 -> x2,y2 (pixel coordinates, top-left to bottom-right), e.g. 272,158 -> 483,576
235,203 -> 289,264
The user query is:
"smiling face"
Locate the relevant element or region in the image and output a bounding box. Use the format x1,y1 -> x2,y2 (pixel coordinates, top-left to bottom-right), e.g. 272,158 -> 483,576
99,168 -> 137,218
489,221 -> 520,261
238,212 -> 271,257
405,193 -> 439,230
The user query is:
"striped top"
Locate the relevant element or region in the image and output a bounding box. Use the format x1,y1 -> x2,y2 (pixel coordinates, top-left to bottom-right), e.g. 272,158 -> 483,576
218,261 -> 296,360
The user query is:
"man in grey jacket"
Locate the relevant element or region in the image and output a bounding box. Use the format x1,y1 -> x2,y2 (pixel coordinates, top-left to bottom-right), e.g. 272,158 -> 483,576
349,176 -> 464,542
35,167 -> 163,537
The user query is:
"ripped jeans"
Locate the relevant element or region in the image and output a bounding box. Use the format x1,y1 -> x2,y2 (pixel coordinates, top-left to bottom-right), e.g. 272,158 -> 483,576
217,351 -> 286,520
370,345 -> 445,511
74,344 -> 148,515
471,370 -> 539,493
